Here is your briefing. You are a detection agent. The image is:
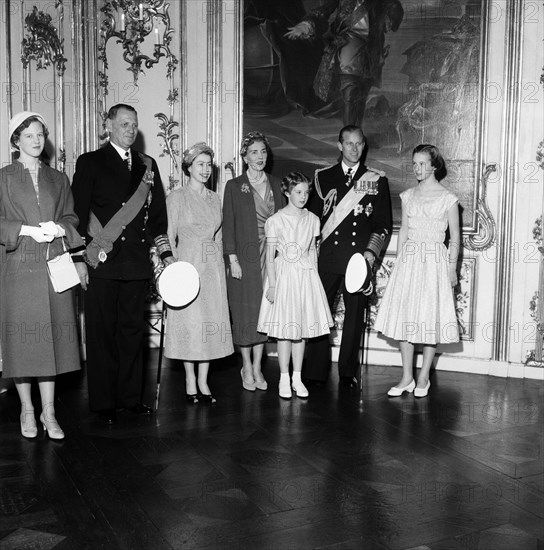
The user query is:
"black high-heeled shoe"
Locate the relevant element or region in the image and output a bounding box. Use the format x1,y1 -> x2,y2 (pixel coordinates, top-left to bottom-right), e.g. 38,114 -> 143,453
197,392 -> 216,404
186,394 -> 199,404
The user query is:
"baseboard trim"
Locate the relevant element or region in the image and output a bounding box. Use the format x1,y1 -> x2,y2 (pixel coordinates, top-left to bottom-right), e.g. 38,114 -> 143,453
263,342 -> 544,380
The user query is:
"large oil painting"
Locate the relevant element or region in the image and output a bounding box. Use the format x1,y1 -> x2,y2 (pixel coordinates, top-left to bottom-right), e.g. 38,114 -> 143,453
243,0 -> 487,228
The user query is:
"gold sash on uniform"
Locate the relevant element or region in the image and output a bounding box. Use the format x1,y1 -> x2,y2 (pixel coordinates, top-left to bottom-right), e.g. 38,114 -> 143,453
321,186 -> 364,243
319,172 -> 380,243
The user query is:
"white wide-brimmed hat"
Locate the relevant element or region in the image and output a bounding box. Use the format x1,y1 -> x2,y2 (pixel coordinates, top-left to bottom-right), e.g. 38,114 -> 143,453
345,253 -> 373,295
157,261 -> 200,307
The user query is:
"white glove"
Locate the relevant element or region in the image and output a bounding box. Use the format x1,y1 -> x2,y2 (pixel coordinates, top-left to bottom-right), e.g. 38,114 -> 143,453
39,221 -> 65,237
19,225 -> 54,243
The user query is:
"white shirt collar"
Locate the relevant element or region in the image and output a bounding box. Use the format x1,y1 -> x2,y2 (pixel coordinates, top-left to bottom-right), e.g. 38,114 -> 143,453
342,161 -> 359,176
110,141 -> 130,160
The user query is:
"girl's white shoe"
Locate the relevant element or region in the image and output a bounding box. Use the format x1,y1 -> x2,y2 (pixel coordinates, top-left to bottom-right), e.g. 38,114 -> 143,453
279,375 -> 292,399
291,380 -> 309,398
387,379 -> 415,397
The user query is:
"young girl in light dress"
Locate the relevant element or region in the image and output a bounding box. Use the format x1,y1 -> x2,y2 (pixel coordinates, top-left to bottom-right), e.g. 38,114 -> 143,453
374,144 -> 460,398
257,173 -> 333,399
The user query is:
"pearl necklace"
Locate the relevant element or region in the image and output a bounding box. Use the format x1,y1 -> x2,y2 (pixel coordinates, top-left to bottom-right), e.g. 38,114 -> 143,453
247,171 -> 266,185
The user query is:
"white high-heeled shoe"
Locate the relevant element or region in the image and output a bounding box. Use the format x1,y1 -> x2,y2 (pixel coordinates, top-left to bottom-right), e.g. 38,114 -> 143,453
414,380 -> 430,398
253,372 -> 268,391
40,412 -> 65,440
387,379 -> 415,397
241,368 -> 256,392
279,375 -> 292,399
20,412 -> 38,439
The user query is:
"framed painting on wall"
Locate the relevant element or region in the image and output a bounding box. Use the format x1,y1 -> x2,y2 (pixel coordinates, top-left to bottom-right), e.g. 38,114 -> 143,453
242,0 -> 490,231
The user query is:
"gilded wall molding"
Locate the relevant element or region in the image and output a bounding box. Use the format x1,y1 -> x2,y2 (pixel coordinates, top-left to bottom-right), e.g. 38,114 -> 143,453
71,0 -> 85,159
21,1 -> 67,171
206,0 -> 222,191
525,61 -> 544,365
463,163 -> 497,251
4,1 -> 14,139
525,215 -> 544,364
100,0 -> 177,85
155,106 -> 180,191
232,1 -> 243,178
97,0 -> 181,187
179,0 -> 187,170
21,4 -> 67,76
493,1 -> 524,361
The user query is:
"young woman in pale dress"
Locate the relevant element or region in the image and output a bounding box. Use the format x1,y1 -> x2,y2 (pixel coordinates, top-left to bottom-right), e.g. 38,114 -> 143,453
165,143 -> 233,404
374,144 -> 460,398
258,173 -> 333,399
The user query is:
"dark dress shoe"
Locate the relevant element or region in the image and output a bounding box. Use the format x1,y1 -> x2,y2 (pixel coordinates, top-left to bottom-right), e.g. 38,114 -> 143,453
339,376 -> 358,389
97,410 -> 117,424
197,393 -> 217,404
128,403 -> 153,415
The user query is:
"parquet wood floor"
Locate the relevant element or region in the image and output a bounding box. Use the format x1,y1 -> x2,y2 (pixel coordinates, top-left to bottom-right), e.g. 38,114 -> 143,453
1,352 -> 543,549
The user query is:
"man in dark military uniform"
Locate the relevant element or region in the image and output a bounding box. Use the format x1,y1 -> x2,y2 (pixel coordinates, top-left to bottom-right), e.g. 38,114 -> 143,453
305,125 -> 392,386
72,104 -> 174,424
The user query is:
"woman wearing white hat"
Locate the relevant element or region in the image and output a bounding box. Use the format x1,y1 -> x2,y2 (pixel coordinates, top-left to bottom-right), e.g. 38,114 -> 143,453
0,111 -> 87,439
164,143 -> 234,404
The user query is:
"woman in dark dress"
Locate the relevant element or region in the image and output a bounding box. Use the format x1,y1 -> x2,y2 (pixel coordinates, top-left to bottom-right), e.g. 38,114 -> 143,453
223,132 -> 285,391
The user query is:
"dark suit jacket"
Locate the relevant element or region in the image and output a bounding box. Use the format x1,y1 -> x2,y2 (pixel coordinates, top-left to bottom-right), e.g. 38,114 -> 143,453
308,162 -> 392,274
72,143 -> 168,280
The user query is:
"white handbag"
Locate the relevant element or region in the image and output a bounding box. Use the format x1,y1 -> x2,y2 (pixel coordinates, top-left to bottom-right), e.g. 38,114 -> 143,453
46,240 -> 80,293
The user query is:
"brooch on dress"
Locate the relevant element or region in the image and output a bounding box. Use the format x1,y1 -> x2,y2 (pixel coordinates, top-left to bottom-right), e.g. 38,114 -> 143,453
241,183 -> 250,193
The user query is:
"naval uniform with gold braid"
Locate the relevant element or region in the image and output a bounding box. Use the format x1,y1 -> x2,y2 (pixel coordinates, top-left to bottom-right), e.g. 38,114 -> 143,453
72,143 -> 172,413
305,162 -> 392,383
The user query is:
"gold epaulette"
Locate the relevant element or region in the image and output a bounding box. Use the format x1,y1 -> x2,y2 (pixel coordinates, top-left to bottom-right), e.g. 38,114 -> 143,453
363,166 -> 386,181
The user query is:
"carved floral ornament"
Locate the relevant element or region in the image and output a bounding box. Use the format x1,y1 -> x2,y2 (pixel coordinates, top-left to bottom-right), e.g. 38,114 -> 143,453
21,2 -> 67,170
525,63 -> 544,365
21,5 -> 67,76
98,0 -> 181,190
99,0 -> 178,84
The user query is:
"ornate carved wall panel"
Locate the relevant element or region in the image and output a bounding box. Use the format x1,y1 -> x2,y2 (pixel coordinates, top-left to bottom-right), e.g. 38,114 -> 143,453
96,0 -> 183,191
3,1 -> 72,171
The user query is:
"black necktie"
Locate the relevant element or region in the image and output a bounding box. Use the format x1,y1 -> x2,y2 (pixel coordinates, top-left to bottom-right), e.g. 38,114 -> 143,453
124,151 -> 132,171
346,168 -> 352,186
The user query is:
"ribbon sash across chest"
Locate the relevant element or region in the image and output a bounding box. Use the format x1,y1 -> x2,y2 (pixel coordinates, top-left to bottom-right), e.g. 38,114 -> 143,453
85,156 -> 153,268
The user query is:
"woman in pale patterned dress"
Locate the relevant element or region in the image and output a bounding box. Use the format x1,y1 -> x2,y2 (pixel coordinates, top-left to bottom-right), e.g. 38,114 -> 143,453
164,143 -> 233,404
223,132 -> 285,392
374,144 -> 460,398
257,173 -> 333,400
